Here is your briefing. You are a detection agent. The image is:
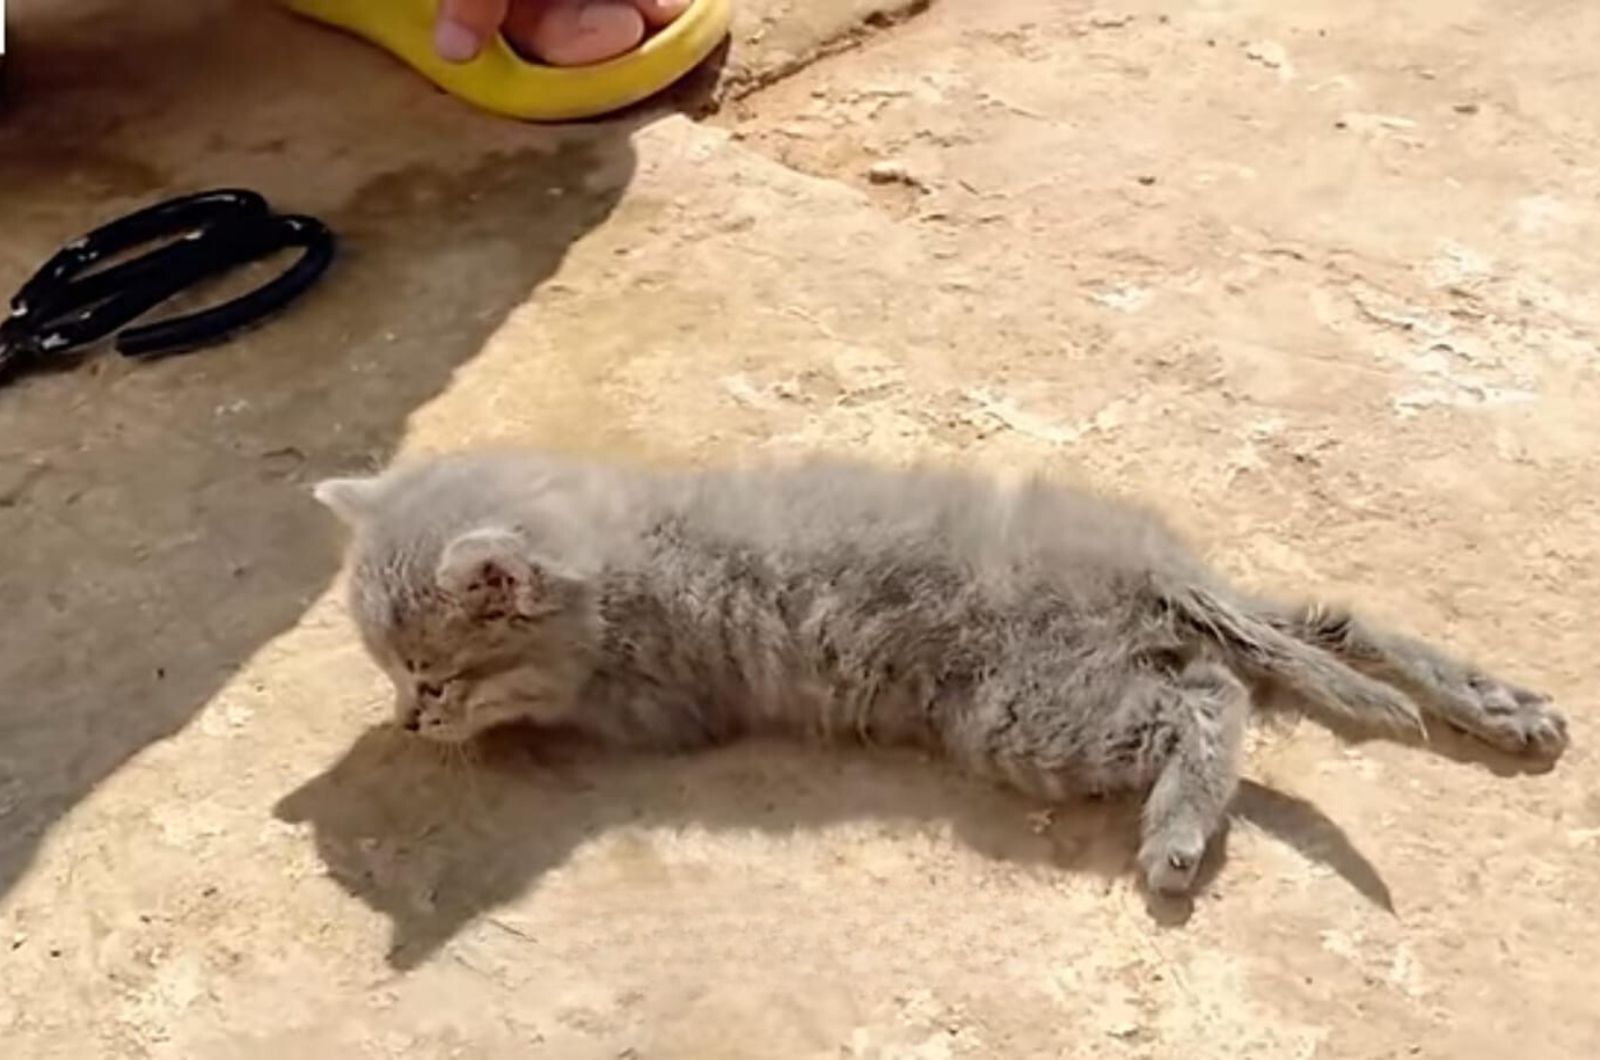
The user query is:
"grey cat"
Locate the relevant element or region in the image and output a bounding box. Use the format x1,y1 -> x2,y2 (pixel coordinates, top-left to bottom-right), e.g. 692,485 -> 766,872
314,449 -> 1568,894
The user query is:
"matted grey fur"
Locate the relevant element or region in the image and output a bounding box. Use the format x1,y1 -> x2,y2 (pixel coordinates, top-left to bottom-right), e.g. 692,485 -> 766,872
314,449 -> 1568,894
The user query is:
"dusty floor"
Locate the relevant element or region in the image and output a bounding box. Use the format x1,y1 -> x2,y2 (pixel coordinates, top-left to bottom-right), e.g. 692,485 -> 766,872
2,0 -> 1597,1056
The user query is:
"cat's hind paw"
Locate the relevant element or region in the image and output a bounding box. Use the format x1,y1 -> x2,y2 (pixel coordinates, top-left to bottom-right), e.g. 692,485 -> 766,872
1451,675 -> 1569,759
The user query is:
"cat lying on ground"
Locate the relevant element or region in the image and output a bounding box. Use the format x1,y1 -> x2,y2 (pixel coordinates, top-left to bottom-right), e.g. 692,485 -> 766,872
313,449 -> 1568,894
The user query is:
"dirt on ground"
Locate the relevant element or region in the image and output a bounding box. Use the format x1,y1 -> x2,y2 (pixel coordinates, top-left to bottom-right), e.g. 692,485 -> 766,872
1,0 -> 1596,1057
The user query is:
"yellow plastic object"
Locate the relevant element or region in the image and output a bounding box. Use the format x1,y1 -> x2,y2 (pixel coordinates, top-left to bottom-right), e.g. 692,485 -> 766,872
284,0 -> 733,121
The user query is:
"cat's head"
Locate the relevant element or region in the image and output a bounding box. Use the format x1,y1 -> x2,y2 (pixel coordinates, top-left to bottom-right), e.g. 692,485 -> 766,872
313,469 -> 600,742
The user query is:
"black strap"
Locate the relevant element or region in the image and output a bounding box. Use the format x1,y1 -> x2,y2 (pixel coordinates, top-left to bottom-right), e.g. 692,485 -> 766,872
2,188 -> 335,372
117,214 -> 336,358
11,189 -> 270,320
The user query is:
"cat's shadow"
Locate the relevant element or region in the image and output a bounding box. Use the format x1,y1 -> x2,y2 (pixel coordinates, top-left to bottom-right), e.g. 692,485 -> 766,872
274,724 -> 1394,969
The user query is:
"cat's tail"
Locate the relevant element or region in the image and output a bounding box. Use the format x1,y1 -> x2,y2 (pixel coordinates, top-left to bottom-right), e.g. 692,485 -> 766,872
1168,584 -> 1425,737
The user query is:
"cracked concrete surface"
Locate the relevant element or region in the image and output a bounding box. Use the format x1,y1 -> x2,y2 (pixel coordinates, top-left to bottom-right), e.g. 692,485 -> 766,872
1,0 -> 1597,1056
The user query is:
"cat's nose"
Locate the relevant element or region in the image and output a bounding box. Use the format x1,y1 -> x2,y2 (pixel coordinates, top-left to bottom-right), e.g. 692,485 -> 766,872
402,715 -> 420,732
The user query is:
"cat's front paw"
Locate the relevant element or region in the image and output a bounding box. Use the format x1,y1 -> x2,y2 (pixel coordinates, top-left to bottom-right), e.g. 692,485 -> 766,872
1452,674 -> 1569,759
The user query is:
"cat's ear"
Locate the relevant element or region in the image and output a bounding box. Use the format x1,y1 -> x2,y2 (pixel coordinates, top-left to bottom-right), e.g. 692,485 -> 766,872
436,527 -> 563,619
312,476 -> 380,525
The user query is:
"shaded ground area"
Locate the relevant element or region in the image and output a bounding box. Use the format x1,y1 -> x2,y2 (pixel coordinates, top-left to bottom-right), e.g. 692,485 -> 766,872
1,1 -> 1596,1057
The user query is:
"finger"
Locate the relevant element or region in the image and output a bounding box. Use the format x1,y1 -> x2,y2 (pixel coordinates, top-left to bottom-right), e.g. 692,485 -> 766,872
434,0 -> 513,62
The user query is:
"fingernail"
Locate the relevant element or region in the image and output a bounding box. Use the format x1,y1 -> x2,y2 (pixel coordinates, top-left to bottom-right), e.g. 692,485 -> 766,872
434,18 -> 483,63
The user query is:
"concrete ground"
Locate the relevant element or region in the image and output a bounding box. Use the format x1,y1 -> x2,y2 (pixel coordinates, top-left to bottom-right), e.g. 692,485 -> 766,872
1,0 -> 1596,1056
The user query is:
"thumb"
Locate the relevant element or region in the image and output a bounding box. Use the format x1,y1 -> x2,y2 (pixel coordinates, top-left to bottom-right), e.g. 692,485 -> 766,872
434,0 -> 512,62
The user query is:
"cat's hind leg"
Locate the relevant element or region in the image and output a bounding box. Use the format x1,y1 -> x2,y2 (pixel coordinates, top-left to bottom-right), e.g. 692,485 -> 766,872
1279,604 -> 1568,758
962,654 -> 1250,894
1133,661 -> 1251,895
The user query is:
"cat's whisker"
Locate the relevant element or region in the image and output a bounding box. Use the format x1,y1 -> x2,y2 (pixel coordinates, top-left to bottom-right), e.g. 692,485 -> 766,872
406,734 -> 454,771
448,740 -> 486,813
